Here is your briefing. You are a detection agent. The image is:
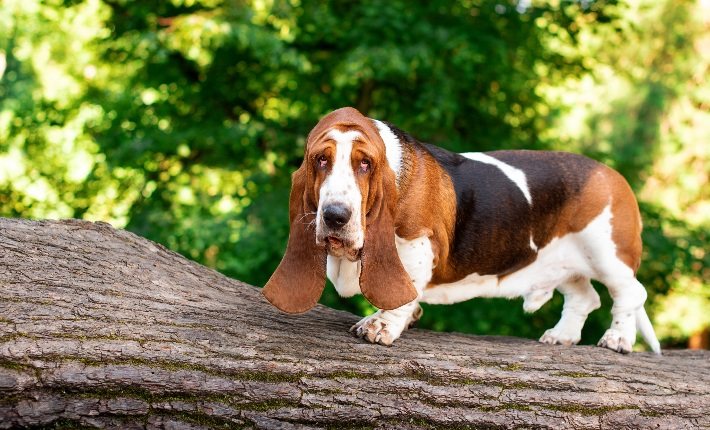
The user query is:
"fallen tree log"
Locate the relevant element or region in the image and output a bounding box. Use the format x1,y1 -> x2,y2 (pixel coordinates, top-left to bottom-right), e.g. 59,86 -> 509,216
0,218 -> 708,430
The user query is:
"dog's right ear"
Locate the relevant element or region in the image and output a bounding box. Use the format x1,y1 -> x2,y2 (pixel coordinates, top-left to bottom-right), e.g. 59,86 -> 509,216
263,164 -> 327,313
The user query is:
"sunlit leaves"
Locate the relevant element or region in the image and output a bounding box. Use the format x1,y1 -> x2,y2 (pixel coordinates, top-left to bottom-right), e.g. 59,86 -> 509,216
1,0 -> 707,347
536,0 -> 709,342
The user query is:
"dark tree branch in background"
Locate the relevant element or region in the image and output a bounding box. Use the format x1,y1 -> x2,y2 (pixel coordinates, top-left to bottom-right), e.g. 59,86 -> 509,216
0,218 -> 708,429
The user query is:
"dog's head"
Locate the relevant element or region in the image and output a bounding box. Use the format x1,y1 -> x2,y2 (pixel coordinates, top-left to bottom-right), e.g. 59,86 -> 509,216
262,107 -> 417,313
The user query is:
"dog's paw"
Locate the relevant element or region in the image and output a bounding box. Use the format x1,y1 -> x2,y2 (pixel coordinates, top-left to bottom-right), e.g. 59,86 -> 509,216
597,329 -> 633,354
539,326 -> 581,346
350,313 -> 404,346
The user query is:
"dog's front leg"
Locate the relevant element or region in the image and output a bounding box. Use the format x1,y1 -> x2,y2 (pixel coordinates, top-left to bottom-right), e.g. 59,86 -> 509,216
351,235 -> 434,345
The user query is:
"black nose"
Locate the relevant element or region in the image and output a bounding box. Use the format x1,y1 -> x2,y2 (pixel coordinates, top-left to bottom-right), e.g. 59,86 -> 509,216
323,204 -> 352,229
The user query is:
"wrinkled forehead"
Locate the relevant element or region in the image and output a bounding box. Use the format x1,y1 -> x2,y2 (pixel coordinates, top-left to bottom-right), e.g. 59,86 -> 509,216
325,129 -> 363,145
306,108 -> 385,151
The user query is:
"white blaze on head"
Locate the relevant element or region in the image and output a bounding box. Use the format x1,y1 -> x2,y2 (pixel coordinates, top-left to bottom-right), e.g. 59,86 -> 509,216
316,129 -> 364,249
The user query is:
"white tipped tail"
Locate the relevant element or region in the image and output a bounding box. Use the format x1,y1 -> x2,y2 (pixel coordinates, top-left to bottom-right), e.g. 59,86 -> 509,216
637,307 -> 662,355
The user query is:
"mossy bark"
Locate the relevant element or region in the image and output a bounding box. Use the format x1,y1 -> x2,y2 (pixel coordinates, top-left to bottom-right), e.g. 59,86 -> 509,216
0,218 -> 708,429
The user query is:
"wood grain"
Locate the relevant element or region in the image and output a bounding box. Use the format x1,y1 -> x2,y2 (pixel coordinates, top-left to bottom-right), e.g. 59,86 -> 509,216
0,218 -> 708,429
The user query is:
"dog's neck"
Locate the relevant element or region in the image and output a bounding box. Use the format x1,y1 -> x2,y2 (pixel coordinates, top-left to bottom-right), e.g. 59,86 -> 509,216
372,119 -> 417,196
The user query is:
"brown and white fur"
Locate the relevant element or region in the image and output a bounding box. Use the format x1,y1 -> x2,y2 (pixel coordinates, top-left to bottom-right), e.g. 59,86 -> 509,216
263,107 -> 661,354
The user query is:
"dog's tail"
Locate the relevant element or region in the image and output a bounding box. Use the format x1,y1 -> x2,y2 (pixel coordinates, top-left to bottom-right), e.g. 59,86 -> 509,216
636,307 -> 662,355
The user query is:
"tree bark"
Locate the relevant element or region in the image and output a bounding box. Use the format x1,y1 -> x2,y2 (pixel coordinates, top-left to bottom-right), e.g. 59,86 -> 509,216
0,218 -> 708,430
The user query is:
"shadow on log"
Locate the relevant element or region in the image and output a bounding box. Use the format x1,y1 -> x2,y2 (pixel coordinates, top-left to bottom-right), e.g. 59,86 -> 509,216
0,218 -> 708,429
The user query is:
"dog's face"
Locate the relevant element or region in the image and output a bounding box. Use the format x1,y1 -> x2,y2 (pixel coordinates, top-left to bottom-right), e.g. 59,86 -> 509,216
262,108 -> 417,314
310,127 -> 382,261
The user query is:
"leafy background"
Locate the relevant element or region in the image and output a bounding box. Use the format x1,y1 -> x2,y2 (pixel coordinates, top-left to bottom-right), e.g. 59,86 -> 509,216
1,0 -> 708,349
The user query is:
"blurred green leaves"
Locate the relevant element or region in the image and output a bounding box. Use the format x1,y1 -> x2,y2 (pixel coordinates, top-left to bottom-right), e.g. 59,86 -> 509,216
0,0 -> 707,348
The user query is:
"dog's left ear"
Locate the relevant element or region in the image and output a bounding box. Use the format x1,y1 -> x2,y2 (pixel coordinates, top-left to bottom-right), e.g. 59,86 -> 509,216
263,164 -> 327,313
359,164 -> 418,310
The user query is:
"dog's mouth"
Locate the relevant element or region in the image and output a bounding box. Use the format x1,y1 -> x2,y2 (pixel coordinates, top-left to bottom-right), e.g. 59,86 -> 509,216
326,236 -> 344,249
324,236 -> 360,261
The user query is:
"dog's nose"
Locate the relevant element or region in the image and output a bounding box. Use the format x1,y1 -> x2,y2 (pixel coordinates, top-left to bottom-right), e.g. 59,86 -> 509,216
323,204 -> 352,229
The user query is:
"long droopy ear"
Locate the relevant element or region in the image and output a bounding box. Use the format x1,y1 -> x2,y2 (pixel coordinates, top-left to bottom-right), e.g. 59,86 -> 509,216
359,165 -> 418,310
263,165 -> 327,313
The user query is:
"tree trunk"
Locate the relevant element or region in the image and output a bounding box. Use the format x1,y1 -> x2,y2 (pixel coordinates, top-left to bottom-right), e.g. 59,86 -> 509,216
0,218 -> 708,430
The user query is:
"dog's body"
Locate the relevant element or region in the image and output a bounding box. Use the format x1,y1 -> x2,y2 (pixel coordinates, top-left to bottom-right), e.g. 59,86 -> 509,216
264,107 -> 661,354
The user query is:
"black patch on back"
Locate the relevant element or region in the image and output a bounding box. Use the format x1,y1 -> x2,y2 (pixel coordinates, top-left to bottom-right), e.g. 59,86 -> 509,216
422,144 -> 537,276
489,150 -> 600,249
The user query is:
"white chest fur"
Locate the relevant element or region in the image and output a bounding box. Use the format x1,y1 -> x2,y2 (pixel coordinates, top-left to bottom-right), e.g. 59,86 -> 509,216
326,255 -> 361,298
327,235 -> 434,299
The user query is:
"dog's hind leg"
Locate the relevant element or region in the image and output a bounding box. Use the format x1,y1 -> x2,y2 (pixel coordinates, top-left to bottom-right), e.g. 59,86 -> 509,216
539,276 -> 601,346
597,275 -> 653,354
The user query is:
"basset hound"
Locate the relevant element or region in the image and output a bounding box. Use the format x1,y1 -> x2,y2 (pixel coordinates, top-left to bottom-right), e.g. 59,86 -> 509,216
263,107 -> 661,354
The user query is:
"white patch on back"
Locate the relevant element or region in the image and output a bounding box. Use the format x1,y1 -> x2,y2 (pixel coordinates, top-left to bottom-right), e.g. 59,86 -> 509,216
462,152 -> 532,205
372,120 -> 402,185
529,235 -> 538,252
421,205 -> 626,305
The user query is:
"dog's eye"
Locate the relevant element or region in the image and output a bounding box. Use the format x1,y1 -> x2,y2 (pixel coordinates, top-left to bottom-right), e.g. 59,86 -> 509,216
317,155 -> 328,169
360,159 -> 371,173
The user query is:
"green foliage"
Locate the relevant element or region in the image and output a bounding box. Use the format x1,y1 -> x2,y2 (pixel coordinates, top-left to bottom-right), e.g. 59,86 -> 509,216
1,0 -> 707,348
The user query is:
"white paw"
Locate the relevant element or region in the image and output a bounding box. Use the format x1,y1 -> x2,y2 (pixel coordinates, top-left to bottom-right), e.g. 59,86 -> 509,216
539,327 -> 581,346
350,313 -> 405,346
598,329 -> 633,354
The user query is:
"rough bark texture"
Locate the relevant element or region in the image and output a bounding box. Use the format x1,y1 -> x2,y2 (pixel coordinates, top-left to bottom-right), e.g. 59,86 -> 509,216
0,218 -> 708,430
